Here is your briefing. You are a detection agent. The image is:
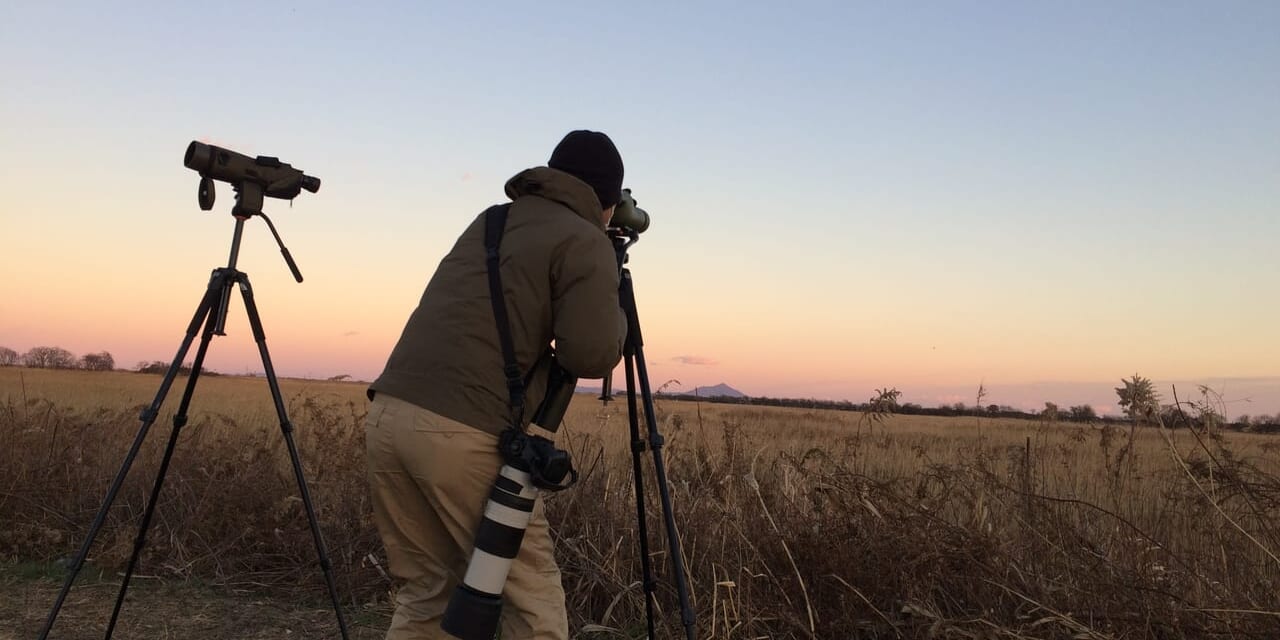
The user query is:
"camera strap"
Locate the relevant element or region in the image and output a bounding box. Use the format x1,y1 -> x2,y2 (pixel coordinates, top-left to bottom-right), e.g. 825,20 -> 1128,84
482,203 -> 525,427
483,203 -> 579,493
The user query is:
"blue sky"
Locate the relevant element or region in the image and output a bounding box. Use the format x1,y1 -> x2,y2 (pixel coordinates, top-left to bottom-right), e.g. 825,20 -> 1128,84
2,1 -> 1278,416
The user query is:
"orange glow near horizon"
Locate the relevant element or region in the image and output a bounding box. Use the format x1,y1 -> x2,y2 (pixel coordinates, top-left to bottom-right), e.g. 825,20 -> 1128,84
3,2 -> 1279,418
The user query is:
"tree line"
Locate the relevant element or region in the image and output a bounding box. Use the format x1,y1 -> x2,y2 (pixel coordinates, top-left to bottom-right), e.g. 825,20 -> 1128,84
663,374 -> 1280,434
0,345 -> 115,371
664,392 -> 1114,423
1,345 -> 223,376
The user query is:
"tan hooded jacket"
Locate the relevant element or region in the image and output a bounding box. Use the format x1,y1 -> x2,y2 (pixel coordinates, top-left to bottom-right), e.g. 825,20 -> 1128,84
369,167 -> 627,435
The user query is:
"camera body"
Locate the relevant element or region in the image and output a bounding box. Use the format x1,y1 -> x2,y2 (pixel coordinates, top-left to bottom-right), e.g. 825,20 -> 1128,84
498,429 -> 572,490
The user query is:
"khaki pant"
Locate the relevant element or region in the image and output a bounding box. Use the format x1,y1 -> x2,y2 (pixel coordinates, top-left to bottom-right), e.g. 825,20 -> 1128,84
365,393 -> 568,639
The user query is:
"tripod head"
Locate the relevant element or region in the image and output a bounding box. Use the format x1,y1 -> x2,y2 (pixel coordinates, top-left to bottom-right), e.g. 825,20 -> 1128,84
183,141 -> 311,284
599,228 -> 642,406
608,228 -> 640,273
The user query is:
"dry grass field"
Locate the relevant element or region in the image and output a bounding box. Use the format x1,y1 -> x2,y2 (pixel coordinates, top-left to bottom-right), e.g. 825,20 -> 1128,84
3,366 -> 1279,638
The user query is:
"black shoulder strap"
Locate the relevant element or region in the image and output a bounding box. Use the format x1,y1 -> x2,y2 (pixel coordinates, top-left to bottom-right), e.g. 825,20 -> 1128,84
483,203 -> 524,426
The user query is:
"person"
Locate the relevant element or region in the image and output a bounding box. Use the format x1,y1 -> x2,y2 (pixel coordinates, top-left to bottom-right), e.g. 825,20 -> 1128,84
365,130 -> 629,639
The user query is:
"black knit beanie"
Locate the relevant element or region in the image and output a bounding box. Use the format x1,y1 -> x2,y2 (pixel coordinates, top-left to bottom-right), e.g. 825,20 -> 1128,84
548,130 -> 624,209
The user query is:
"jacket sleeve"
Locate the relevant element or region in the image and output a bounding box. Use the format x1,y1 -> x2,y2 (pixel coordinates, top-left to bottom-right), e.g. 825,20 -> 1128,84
550,228 -> 627,378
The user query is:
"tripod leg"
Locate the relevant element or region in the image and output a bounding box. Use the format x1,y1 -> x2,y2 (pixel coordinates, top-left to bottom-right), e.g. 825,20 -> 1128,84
104,280 -> 227,639
624,353 -> 659,640
37,273 -> 223,640
238,274 -> 352,640
632,343 -> 698,640
621,270 -> 697,640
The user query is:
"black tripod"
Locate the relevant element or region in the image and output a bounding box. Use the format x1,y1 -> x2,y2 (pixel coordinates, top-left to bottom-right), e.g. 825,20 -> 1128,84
37,191 -> 350,640
606,230 -> 697,640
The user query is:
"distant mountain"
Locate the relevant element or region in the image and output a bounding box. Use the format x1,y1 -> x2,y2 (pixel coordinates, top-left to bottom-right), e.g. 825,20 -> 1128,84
664,383 -> 746,399
575,382 -> 746,399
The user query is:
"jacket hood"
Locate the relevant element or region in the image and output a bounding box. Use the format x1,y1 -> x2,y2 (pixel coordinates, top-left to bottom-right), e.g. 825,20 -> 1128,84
504,166 -> 605,230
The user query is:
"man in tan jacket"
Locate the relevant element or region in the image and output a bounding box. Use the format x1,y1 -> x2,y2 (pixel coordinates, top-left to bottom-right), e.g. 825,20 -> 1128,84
366,130 -> 628,639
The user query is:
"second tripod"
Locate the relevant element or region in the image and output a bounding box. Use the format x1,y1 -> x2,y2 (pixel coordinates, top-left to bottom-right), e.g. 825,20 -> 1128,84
607,230 -> 697,640
37,212 -> 350,640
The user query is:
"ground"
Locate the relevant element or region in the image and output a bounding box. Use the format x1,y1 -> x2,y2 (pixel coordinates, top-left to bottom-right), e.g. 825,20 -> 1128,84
0,563 -> 389,640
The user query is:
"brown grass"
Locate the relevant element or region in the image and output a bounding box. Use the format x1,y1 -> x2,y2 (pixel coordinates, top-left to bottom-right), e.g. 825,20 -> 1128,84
3,367 -> 1280,638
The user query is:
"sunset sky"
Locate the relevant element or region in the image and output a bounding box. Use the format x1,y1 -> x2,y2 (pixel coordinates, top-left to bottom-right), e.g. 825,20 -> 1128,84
3,2 -> 1278,417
